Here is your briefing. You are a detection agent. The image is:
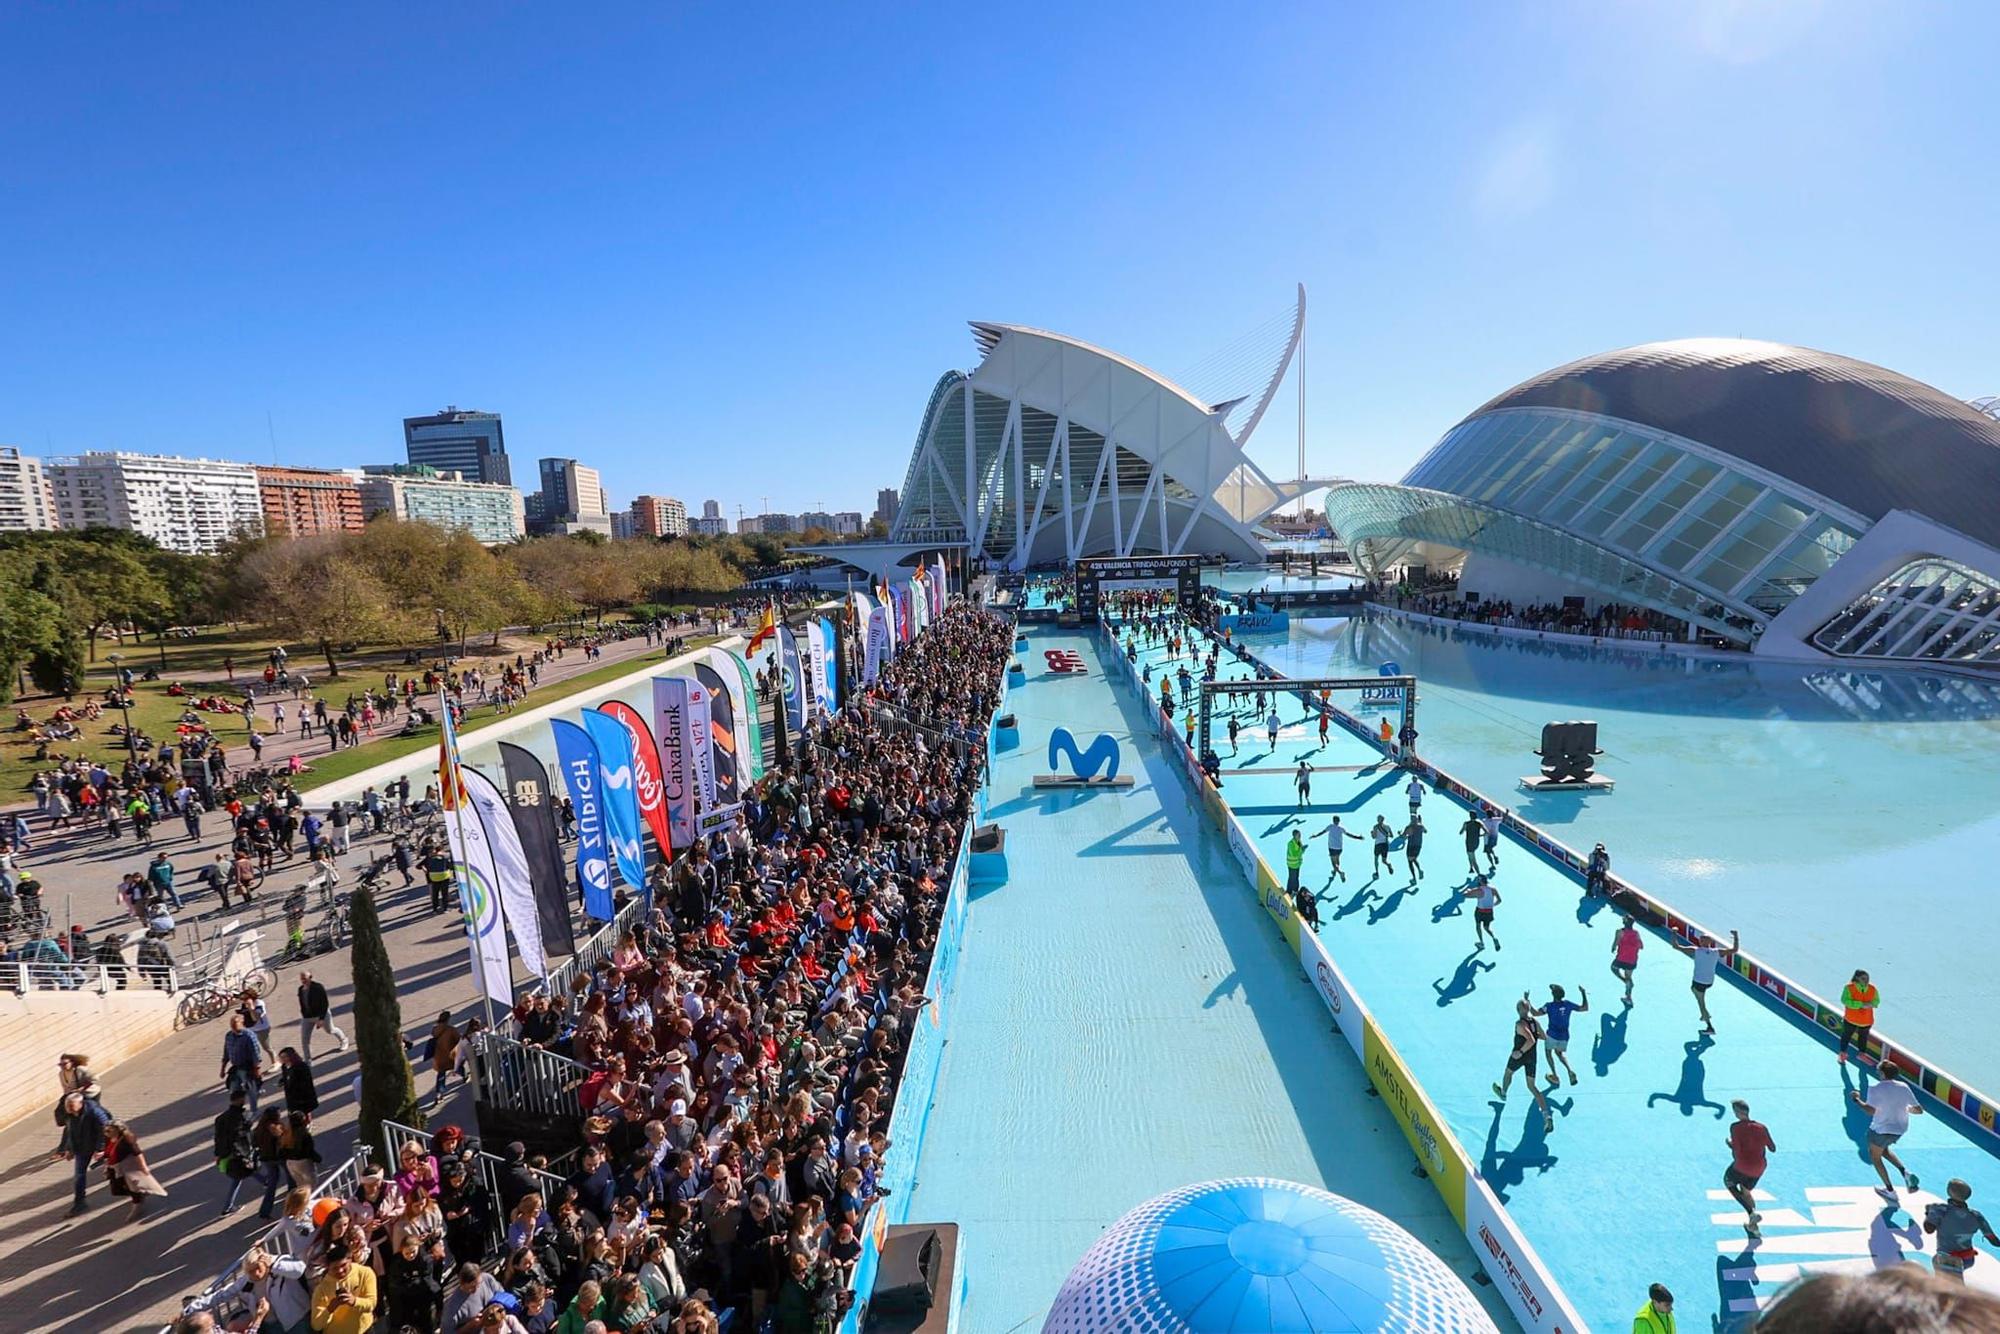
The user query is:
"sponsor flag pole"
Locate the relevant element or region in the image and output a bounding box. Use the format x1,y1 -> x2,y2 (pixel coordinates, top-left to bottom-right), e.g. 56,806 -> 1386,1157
436,690 -> 500,1033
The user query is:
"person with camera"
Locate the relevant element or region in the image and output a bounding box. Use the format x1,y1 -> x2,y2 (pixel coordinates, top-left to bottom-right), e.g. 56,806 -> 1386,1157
307,1242 -> 376,1334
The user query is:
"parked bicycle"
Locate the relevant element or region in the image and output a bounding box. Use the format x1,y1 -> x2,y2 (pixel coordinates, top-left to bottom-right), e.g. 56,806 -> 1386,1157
176,934 -> 277,1027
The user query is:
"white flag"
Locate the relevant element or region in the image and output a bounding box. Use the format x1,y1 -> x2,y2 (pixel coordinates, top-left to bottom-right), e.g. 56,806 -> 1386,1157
464,767 -> 548,979
444,800 -> 514,1003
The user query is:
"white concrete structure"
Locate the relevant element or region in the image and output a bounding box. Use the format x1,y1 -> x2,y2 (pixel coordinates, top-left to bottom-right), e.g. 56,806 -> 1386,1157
46,451 -> 263,553
0,448 -> 56,532
837,287 -> 1329,573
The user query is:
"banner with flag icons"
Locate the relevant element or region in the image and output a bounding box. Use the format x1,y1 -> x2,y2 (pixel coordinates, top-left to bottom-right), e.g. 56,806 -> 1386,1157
864,604 -> 890,684
600,700 -> 674,864
499,742 -> 575,956
582,708 -> 648,893
463,767 -> 548,979
444,781 -> 514,1003
549,719 -> 615,922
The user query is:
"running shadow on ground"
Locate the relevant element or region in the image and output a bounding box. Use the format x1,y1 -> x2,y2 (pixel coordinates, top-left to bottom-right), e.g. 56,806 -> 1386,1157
1433,952 -> 1495,1006
1646,1035 -> 1727,1118
1592,1007 -> 1630,1076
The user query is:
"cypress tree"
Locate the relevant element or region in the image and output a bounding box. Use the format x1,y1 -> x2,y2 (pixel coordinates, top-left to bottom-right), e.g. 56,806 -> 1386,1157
350,886 -> 423,1154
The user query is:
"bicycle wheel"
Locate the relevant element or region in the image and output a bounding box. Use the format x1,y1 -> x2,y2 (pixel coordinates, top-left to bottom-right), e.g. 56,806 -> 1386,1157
244,966 -> 278,998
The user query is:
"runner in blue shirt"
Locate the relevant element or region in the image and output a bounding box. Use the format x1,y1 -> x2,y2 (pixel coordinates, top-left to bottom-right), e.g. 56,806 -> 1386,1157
1535,982 -> 1589,1088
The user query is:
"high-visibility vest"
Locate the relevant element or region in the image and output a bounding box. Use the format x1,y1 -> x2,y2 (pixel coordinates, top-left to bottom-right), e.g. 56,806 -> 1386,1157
1842,983 -> 1878,1026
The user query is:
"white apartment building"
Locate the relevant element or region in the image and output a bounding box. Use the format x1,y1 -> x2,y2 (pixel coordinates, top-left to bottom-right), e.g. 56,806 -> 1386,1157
0,448 -> 57,531
46,451 -> 264,553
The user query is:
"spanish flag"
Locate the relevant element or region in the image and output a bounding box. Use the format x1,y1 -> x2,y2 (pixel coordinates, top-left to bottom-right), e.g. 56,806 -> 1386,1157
436,690 -> 471,811
747,600 -> 779,653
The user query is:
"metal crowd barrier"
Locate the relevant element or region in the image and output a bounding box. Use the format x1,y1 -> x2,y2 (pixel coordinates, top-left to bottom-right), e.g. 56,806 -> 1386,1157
470,1030 -> 589,1121
534,891 -> 650,1019
164,1146 -> 374,1333
2,957 -> 179,992
381,1119 -> 569,1260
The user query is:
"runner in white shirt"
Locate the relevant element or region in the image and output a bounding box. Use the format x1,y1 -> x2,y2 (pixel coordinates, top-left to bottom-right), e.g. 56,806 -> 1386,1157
1672,929 -> 1739,1035
1369,816 -> 1395,878
1309,815 -> 1362,882
1459,874 -> 1502,950
1852,1061 -> 1923,1203
1406,778 -> 1425,816
1479,811 -> 1502,872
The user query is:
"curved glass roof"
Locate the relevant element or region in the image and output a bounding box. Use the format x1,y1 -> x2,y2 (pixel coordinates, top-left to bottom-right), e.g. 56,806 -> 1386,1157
1323,482 -> 1752,638
1464,339 -> 2000,547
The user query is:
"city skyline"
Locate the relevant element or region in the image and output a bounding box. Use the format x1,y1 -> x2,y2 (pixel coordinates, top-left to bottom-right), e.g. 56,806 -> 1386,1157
5,7 -> 1995,514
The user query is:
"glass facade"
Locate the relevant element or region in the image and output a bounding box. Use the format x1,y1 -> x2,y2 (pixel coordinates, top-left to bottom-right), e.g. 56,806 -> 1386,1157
1811,559 -> 2000,666
1403,408 -> 1866,621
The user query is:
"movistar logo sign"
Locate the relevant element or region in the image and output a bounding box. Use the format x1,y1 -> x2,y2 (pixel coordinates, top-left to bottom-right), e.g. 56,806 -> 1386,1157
1049,727 -> 1120,780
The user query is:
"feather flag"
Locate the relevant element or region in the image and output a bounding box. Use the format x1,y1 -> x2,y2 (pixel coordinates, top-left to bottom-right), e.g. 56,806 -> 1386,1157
746,600 -> 779,653
436,691 -> 472,810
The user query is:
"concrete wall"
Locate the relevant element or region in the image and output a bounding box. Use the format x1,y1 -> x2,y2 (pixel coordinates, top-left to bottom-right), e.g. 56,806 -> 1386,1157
0,986 -> 179,1131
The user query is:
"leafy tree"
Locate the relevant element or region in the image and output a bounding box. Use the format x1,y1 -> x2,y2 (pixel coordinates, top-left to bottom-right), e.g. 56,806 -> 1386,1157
0,553 -> 67,704
47,535 -> 171,660
234,537 -> 408,676
351,886 -> 423,1153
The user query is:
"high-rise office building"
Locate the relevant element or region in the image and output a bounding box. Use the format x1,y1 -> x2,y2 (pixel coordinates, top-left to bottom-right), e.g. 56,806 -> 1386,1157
610,510 -> 637,540
875,487 -> 900,526
0,448 -> 56,532
356,465 -> 525,545
254,465 -> 366,539
691,514 -> 729,536
701,499 -> 721,520
47,452 -> 264,554
631,495 -> 688,538
534,458 -> 611,535
404,407 -> 510,486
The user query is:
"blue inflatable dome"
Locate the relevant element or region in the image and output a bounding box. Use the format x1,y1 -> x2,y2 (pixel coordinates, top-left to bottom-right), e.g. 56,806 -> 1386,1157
1042,1178 -> 1497,1334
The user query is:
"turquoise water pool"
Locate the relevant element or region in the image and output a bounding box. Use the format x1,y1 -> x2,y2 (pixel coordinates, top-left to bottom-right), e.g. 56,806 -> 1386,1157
1244,611 -> 2000,1094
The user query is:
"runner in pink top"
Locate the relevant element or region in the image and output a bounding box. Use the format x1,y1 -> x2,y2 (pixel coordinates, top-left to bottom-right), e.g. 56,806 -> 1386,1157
1611,914 -> 1643,1007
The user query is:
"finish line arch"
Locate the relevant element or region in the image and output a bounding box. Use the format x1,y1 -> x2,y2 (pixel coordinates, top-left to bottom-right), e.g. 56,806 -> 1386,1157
1192,673 -> 1417,766
1075,554 -> 1204,622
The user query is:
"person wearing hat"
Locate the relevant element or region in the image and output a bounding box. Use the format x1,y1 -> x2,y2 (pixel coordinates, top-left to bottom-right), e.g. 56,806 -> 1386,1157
496,1141 -> 539,1216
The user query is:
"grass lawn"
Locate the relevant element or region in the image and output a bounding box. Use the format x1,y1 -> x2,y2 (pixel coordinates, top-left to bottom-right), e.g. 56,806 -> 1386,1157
1,632 -> 719,801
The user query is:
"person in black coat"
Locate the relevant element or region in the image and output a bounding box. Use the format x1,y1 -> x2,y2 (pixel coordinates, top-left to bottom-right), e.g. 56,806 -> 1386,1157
277,1047 -> 318,1120
382,1229 -> 449,1331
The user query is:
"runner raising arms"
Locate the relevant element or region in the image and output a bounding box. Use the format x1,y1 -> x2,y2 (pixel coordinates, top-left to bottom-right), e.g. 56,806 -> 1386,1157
1310,814 -> 1362,882
1492,997 -> 1555,1133
1611,914 -> 1643,1006
1461,873 -> 1501,950
1672,929 -> 1739,1035
1536,983 -> 1588,1088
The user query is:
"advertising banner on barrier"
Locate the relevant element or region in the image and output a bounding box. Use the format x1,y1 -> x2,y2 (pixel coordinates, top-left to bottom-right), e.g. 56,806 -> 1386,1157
1297,929 -> 1366,1058
1253,851 -> 1301,953
1464,1178 -> 1588,1334
1363,1014 -> 1469,1229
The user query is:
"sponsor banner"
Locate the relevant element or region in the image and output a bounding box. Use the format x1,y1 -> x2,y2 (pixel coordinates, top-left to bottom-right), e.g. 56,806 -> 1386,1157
549,718 -> 616,921
444,791 -> 514,1003
600,700 -> 673,862
581,708 -> 649,892
1464,1178 -> 1588,1334
651,677 -> 699,852
463,767 -> 549,979
1218,611 -> 1290,634
1362,1014 -> 1470,1229
779,626 -> 807,732
1297,928 -> 1366,1058
710,645 -> 766,784
1253,851 -> 1301,953
819,615 -> 841,707
692,662 -> 743,804
500,742 -> 577,957
688,682 -> 718,809
1224,814 -> 1261,891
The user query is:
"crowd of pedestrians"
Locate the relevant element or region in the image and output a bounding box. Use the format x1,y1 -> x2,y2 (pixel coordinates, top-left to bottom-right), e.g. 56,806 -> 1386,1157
156,597 -> 1008,1334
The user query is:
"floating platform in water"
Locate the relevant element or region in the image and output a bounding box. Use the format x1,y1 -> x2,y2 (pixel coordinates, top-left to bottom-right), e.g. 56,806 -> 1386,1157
1033,774 -> 1135,789
1517,774 -> 1617,792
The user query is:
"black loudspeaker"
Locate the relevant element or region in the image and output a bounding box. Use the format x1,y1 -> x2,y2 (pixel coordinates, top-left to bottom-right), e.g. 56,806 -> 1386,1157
871,1227 -> 942,1316
1536,720 -> 1600,783
970,823 -> 1003,854
996,714 -> 1017,731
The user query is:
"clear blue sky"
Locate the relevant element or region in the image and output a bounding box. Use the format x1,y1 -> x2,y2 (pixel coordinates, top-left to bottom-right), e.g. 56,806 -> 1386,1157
3,3 -> 1993,517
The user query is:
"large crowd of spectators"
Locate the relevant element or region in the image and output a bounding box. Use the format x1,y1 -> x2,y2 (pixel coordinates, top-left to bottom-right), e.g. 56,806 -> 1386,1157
176,599 -> 1011,1334
1393,590 -> 1688,642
